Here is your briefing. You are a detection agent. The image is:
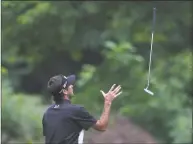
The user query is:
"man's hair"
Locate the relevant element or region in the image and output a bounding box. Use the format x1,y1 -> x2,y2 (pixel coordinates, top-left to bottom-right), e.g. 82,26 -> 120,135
52,91 -> 64,103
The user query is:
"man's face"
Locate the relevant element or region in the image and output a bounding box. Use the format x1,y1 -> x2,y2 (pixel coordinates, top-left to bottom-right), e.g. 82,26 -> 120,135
68,85 -> 74,95
64,85 -> 74,99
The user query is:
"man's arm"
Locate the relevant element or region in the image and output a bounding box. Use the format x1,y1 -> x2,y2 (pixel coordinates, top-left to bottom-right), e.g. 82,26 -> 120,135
42,113 -> 46,143
42,113 -> 46,136
73,84 -> 122,132
93,84 -> 122,131
93,101 -> 111,131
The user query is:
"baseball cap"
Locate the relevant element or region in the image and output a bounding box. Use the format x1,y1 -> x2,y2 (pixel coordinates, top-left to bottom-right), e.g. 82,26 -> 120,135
47,74 -> 76,94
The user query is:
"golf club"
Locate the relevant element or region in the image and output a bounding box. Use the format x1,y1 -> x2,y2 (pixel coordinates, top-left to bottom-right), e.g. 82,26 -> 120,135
144,7 -> 156,96
144,87 -> 154,95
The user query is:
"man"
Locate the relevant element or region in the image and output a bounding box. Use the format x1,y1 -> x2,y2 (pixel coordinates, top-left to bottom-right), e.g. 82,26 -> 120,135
42,74 -> 122,144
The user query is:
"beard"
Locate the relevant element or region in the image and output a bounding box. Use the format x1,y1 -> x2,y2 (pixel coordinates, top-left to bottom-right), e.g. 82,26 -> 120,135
68,92 -> 75,100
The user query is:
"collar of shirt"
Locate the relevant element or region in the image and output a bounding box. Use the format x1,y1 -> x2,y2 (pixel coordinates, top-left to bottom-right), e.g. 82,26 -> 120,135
55,99 -> 71,105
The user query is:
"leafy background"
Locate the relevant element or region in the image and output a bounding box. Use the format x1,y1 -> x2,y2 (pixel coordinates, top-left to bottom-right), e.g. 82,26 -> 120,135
2,1 -> 192,143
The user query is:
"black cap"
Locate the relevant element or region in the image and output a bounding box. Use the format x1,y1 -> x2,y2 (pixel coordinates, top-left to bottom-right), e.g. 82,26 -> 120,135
47,74 -> 76,94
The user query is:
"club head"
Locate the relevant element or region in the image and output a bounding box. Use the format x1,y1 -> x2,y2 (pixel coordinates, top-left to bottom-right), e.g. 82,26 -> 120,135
144,88 -> 154,95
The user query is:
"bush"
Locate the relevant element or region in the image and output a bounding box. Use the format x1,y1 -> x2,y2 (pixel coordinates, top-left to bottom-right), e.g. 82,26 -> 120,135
2,75 -> 47,143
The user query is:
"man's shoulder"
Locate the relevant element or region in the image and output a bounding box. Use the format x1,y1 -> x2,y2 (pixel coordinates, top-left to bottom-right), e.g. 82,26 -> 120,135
68,104 -> 85,111
46,104 -> 55,110
43,104 -> 54,113
67,104 -> 91,115
43,103 -> 87,115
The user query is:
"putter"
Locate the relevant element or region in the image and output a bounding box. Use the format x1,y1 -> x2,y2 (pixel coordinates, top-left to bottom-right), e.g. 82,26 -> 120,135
144,7 -> 156,96
144,87 -> 154,95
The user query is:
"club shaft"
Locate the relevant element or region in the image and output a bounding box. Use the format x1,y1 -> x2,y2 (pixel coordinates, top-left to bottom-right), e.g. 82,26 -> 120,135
146,8 -> 156,87
147,32 -> 154,87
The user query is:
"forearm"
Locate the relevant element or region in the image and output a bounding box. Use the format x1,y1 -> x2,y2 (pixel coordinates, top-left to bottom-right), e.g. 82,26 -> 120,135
93,84 -> 122,131
94,101 -> 112,131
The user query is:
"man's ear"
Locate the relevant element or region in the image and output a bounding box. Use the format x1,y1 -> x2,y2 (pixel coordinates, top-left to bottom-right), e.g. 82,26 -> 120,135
63,89 -> 68,95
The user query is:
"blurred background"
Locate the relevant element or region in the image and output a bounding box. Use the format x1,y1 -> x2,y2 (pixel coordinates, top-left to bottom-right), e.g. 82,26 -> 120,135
1,1 -> 192,144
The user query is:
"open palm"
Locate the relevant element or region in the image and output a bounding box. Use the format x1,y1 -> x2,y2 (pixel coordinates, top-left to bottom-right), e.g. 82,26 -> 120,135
100,84 -> 122,103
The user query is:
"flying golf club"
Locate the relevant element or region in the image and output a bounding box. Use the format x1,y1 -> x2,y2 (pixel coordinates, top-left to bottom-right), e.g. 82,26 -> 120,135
144,7 -> 157,96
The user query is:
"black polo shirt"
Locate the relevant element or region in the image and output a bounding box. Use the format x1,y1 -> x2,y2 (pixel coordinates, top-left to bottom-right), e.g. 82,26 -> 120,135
42,100 -> 97,144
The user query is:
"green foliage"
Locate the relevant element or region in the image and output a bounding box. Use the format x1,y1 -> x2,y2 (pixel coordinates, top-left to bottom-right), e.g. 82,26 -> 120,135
74,42 -> 192,143
169,108 -> 192,143
2,71 -> 46,143
2,1 -> 192,143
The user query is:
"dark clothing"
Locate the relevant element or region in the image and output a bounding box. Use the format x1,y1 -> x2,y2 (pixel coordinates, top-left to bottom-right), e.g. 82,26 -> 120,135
42,100 -> 97,144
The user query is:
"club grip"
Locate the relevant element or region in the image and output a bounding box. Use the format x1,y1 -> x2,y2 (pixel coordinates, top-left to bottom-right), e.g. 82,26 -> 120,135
152,7 -> 156,32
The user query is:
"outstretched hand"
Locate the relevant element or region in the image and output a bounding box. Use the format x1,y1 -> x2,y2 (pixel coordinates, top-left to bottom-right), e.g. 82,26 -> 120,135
100,84 -> 122,104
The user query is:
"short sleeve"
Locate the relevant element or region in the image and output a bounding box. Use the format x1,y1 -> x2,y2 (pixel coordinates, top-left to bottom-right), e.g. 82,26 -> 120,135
73,106 -> 97,131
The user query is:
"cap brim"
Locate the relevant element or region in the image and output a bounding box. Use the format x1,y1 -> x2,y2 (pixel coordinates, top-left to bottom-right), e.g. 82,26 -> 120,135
67,75 -> 76,85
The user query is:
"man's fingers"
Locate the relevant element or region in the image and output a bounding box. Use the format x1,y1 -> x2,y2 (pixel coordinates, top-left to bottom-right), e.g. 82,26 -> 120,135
108,84 -> 116,92
115,91 -> 122,97
113,85 -> 121,94
100,90 -> 106,97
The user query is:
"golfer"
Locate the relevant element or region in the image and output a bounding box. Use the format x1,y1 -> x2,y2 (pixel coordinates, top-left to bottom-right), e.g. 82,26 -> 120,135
42,74 -> 122,144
